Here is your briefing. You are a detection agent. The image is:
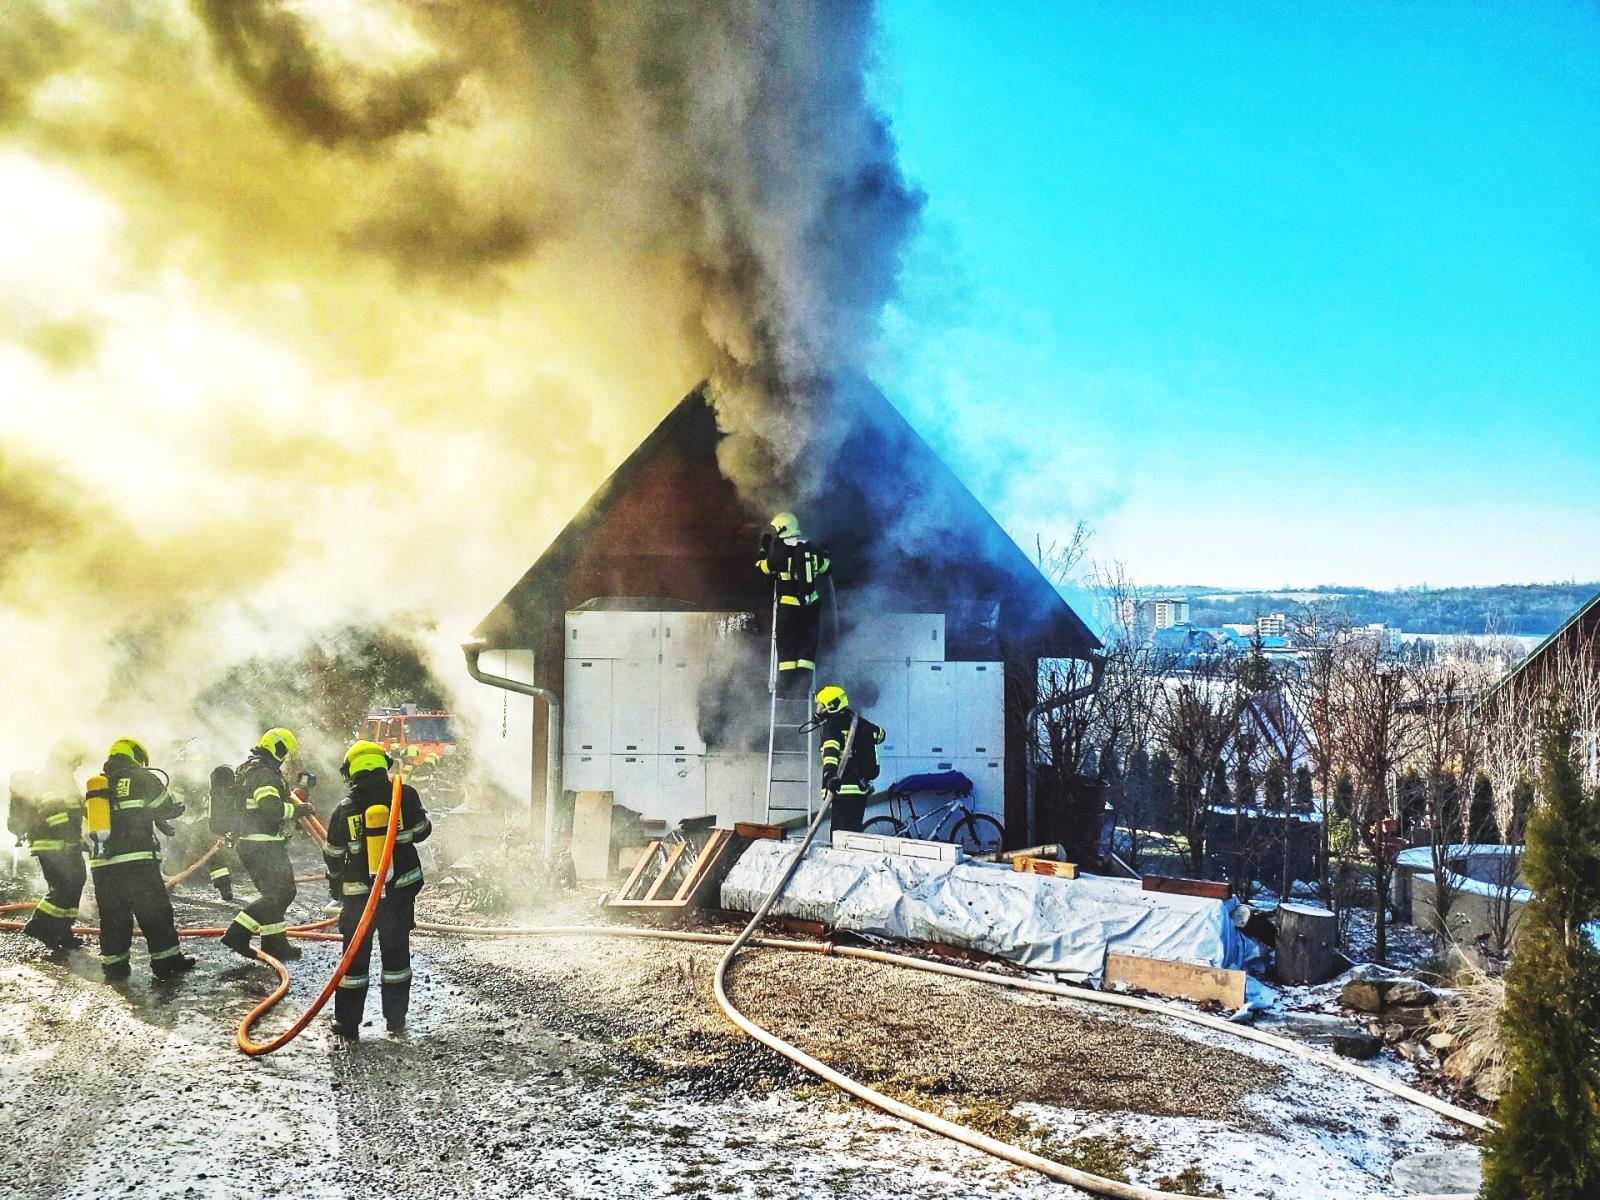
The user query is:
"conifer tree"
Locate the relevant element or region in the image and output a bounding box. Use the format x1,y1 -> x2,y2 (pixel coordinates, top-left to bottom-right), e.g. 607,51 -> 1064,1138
1468,771 -> 1496,842
1479,712 -> 1600,1200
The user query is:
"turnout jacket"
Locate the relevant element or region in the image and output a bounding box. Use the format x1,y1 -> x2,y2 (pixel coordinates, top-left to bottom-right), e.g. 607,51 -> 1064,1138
93,756 -> 183,866
324,771 -> 431,900
757,537 -> 831,606
819,710 -> 885,795
9,765 -> 84,854
235,748 -> 299,843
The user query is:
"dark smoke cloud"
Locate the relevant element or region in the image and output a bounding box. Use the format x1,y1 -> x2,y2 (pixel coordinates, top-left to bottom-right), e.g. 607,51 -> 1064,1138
195,0 -> 464,148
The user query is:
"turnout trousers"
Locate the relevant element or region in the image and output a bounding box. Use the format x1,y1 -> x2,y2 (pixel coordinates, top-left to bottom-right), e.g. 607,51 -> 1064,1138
775,601 -> 821,695
24,849 -> 87,945
92,858 -> 183,977
335,890 -> 415,1031
830,787 -> 868,835
222,839 -> 298,957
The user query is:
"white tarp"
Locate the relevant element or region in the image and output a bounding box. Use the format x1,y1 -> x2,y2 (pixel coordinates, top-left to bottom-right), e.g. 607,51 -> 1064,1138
722,840 -> 1264,983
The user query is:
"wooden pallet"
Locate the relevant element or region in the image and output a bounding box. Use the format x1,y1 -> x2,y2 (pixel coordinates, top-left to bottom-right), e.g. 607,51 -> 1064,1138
607,828 -> 740,910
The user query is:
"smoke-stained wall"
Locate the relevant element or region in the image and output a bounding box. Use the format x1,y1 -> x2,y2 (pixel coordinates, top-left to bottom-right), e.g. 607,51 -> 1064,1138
0,1 -> 919,786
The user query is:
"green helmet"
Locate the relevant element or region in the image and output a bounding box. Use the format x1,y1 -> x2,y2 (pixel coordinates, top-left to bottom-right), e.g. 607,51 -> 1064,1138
258,727 -> 298,761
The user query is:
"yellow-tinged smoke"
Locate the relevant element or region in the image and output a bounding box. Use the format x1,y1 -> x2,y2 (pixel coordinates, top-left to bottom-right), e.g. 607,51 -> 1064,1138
0,1 -> 918,784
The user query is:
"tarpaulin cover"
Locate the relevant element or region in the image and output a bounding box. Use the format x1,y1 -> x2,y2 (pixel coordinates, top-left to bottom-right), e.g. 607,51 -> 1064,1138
885,770 -> 972,796
722,840 -> 1264,983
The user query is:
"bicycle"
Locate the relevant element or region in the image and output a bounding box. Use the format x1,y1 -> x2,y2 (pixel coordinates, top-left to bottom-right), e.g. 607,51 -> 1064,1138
860,778 -> 1004,855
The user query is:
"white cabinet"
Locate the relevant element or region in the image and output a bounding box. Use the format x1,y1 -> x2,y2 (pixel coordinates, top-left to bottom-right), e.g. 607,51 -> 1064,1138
706,754 -> 762,826
657,755 -> 706,824
609,753 -> 657,814
959,663 -> 1006,756
563,752 -> 610,793
954,756 -> 1005,820
848,613 -> 945,662
860,660 -> 909,756
612,659 -> 660,753
563,658 -> 613,754
565,611 -> 661,660
658,658 -> 708,754
907,663 -> 961,756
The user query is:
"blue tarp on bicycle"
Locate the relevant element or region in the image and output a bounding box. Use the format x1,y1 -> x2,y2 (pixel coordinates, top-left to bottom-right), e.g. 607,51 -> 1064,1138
884,770 -> 972,797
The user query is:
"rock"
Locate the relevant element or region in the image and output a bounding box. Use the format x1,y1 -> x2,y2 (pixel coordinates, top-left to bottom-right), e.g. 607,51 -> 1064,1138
1382,1022 -> 1408,1043
1340,979 -> 1386,1012
1473,1065 -> 1506,1103
1397,1040 -> 1433,1066
1390,1147 -> 1483,1195
1425,1033 -> 1454,1055
1385,979 -> 1440,1008
1333,1030 -> 1383,1060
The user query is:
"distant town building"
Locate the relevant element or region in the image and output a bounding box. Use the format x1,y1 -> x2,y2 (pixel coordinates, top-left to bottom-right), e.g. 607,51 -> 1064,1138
1256,612 -> 1288,638
1150,597 -> 1189,630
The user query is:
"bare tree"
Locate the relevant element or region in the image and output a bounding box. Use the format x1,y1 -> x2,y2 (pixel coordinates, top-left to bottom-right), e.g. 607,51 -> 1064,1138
1284,607 -> 1353,907
1152,649 -> 1250,877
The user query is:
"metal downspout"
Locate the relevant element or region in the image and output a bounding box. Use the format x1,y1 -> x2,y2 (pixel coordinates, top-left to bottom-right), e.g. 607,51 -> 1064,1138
462,642 -> 563,869
1025,652 -> 1106,844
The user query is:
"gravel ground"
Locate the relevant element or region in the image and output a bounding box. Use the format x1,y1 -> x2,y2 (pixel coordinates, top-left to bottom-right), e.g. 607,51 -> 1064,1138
0,869 -> 1472,1200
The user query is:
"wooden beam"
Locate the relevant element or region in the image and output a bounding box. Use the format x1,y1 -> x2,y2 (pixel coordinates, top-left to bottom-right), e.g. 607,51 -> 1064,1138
669,828 -> 733,902
1141,874 -> 1230,901
734,821 -> 784,841
1104,952 -> 1246,1008
1012,856 -> 1078,879
613,839 -> 660,902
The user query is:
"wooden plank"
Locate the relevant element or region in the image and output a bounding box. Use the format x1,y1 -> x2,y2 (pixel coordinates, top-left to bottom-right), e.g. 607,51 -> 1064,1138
642,841 -> 687,901
570,790 -> 615,883
1142,874 -> 1230,901
670,829 -> 731,902
734,821 -> 784,841
613,839 -> 660,902
1012,856 -> 1078,879
1104,952 -> 1246,1008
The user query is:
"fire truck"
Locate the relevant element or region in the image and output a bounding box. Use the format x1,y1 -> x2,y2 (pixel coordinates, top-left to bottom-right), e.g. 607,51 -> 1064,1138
363,705 -> 456,760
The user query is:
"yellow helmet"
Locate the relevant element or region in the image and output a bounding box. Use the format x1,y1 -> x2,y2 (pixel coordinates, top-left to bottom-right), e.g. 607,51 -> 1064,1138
770,512 -> 801,539
342,740 -> 390,778
107,737 -> 149,766
404,744 -> 422,759
422,753 -> 440,766
258,727 -> 298,761
814,685 -> 849,714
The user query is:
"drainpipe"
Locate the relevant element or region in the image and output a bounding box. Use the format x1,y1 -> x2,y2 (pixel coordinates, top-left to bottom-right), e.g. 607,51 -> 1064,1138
462,641 -> 562,869
1025,653 -> 1106,846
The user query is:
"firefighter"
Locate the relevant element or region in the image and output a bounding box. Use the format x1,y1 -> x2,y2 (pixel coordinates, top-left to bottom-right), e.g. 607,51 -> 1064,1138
757,512 -> 831,695
220,728 -> 312,963
812,686 -> 885,834
12,740 -> 89,950
89,738 -> 194,981
324,740 -> 432,1040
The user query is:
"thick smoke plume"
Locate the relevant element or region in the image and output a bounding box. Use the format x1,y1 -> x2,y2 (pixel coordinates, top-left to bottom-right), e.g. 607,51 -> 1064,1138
0,1 -> 917,788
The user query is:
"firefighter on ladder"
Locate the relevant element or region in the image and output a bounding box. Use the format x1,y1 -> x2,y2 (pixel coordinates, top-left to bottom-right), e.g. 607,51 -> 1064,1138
813,686 -> 885,835
757,512 -> 831,695
324,741 -> 432,1040
10,739 -> 89,951
220,729 -> 312,963
87,738 -> 195,981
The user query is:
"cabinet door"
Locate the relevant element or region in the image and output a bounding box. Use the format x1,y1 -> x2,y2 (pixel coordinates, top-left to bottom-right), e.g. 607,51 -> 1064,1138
958,662 -> 1006,756
565,611 -> 661,660
657,755 -> 706,824
612,659 -> 660,753
563,659 -> 613,755
706,754 -> 761,827
954,756 -> 1005,820
658,658 -> 709,754
563,753 -> 611,793
859,660 -> 909,757
609,754 -> 658,815
907,663 -> 961,756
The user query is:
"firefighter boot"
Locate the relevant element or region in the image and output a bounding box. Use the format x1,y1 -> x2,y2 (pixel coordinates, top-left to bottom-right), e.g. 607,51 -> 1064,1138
219,920 -> 256,960
262,933 -> 301,961
152,953 -> 197,981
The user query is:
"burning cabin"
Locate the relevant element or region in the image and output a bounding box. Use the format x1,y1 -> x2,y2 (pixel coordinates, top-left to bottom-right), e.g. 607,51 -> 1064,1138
470,382 -> 1100,847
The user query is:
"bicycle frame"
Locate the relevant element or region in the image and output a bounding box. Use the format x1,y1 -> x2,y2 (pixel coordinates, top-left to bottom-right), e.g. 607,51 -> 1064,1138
878,789 -> 971,842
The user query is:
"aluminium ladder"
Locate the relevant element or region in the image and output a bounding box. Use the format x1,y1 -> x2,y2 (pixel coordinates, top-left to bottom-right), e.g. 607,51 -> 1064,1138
763,596 -> 817,826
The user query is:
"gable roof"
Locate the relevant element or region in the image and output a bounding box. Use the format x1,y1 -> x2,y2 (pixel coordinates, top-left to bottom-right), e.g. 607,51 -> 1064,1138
1490,586 -> 1600,698
475,382 -> 1100,660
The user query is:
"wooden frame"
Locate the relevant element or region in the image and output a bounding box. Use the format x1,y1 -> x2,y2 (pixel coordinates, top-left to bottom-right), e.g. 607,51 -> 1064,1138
1104,952 -> 1246,1008
607,828 -> 740,910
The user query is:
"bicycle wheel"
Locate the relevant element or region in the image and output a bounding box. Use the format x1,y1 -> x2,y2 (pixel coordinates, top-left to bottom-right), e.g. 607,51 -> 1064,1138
860,816 -> 905,838
947,812 -> 1004,855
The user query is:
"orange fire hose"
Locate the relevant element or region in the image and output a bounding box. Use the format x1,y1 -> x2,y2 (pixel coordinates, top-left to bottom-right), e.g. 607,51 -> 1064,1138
236,774 -> 403,1056
163,839 -> 225,889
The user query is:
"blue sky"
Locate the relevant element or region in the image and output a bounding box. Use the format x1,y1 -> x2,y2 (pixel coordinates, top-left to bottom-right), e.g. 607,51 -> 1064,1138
870,1 -> 1600,589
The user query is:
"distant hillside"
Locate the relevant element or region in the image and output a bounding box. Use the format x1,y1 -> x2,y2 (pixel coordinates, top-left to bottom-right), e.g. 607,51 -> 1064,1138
1148,582 -> 1598,638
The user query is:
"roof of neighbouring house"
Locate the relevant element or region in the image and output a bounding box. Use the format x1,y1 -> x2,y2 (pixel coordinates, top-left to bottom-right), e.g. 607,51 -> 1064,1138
1489,586 -> 1600,698
473,381 -> 1101,660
